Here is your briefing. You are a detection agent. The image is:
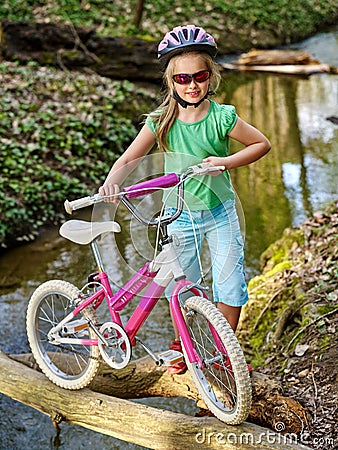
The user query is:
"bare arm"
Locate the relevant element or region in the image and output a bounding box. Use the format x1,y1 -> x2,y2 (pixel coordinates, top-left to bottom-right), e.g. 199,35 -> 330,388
98,123 -> 155,199
203,117 -> 271,170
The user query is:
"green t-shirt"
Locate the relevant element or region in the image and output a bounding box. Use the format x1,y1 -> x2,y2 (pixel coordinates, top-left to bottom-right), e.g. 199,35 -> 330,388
146,100 -> 238,210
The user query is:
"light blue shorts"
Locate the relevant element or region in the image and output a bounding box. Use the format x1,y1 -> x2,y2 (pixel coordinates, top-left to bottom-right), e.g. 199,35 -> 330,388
165,200 -> 248,307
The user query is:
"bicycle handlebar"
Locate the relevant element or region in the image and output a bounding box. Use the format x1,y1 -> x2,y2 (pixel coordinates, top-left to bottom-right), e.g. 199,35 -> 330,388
64,173 -> 180,214
64,164 -> 225,220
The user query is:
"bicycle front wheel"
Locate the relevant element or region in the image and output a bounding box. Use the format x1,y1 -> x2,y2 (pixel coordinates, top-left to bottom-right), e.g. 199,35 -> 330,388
182,296 -> 252,424
26,280 -> 100,389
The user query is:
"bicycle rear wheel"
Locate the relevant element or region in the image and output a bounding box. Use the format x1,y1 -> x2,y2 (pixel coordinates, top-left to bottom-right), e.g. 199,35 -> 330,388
181,296 -> 252,424
26,280 -> 100,389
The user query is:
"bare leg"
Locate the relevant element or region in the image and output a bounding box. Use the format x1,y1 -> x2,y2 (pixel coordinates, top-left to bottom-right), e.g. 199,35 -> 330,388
172,303 -> 242,335
217,303 -> 242,332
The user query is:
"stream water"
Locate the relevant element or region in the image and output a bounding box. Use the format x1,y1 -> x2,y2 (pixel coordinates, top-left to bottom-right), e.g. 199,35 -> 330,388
0,27 -> 337,450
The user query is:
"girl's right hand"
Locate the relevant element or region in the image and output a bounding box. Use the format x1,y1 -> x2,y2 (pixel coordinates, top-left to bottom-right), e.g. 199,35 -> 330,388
202,158 -> 226,175
98,182 -> 120,203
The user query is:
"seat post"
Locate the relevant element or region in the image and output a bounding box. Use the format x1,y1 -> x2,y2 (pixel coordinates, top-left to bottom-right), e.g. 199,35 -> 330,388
90,239 -> 105,272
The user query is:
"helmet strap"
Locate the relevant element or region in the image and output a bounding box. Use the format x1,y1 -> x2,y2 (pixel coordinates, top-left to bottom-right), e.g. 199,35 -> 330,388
172,90 -> 215,109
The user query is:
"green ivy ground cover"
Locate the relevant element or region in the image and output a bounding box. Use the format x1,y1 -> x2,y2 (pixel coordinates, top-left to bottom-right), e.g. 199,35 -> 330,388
0,62 -> 155,248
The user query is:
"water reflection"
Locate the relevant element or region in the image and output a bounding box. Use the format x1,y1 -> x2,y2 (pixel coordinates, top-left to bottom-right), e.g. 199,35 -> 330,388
214,70 -> 338,272
0,29 -> 337,450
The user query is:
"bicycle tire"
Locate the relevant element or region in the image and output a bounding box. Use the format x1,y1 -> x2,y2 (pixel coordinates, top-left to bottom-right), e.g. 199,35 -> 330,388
26,280 -> 100,389
181,296 -> 252,424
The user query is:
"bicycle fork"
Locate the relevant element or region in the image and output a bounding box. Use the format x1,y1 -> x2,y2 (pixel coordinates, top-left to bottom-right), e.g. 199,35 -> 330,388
170,279 -> 206,367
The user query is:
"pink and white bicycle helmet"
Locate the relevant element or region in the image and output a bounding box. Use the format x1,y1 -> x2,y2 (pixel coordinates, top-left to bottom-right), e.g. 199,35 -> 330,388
158,25 -> 217,67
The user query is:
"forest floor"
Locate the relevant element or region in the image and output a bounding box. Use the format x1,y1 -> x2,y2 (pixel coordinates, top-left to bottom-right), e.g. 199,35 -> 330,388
261,329 -> 337,449
240,202 -> 337,449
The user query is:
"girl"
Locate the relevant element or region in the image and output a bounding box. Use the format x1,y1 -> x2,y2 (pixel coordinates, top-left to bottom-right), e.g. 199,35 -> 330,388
99,25 -> 271,374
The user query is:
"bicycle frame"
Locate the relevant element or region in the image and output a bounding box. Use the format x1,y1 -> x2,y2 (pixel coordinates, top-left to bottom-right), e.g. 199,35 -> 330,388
49,236 -> 209,366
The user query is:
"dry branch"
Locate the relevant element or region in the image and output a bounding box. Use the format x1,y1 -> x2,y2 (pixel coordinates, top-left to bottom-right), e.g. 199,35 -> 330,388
286,308 -> 338,350
253,287 -> 286,331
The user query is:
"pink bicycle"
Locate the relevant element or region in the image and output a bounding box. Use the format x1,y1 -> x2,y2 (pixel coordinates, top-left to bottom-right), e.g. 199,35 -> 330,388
26,164 -> 252,424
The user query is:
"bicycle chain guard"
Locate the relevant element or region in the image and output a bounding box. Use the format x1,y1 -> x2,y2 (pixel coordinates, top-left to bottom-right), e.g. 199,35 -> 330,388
98,322 -> 132,369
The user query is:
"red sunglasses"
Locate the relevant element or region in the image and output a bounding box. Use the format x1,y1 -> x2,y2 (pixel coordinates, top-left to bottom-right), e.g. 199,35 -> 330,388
172,70 -> 211,85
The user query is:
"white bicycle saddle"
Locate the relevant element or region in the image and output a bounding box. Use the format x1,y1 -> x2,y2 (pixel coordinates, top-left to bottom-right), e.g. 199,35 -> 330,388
60,219 -> 121,245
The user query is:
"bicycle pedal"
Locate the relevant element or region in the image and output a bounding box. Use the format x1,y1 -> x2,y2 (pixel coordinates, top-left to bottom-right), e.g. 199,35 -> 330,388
62,319 -> 89,335
157,350 -> 184,366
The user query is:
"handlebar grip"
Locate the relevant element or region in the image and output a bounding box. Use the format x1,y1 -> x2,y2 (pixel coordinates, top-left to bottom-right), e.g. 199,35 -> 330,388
209,165 -> 225,172
123,173 -> 180,199
64,194 -> 102,214
190,164 -> 225,175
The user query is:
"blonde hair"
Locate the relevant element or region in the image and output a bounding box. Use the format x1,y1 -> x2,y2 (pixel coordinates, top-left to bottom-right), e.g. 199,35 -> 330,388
150,52 -> 221,152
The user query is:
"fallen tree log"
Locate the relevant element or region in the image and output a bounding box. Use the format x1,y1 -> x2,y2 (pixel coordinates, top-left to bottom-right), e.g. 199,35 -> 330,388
220,49 -> 338,75
235,49 -> 318,66
220,62 -> 336,75
1,350 -> 311,449
0,20 -> 159,81
9,352 -> 308,438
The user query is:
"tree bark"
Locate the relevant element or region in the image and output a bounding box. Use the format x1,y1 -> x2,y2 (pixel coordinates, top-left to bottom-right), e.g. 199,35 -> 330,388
133,0 -> 145,29
7,353 -> 306,440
